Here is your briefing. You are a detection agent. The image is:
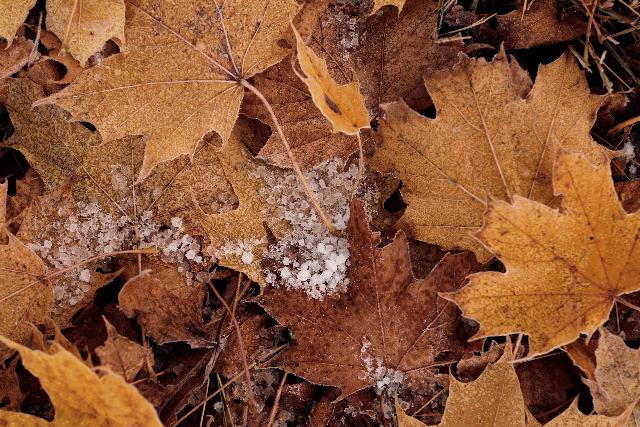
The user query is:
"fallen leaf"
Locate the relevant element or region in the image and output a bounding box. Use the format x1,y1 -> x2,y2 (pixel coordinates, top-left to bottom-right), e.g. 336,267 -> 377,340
0,37 -> 36,79
396,402 -> 426,426
0,336 -> 162,426
370,0 -> 405,16
242,59 -> 359,169
372,51 -> 612,260
545,399 -> 635,427
586,329 -> 640,425
293,25 -> 369,135
616,180 -> 640,213
0,360 -> 23,412
39,0 -> 300,181
96,317 -> 152,382
45,0 -> 125,67
497,0 -> 586,49
259,198 -> 481,398
0,0 -> 36,45
565,337 -> 597,380
445,152 -> 640,356
118,269 -> 210,346
456,341 -> 504,382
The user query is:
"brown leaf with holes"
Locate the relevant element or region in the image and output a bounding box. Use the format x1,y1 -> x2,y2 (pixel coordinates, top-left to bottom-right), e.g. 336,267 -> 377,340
259,198 -> 481,398
96,317 -> 152,382
38,0 -> 300,181
445,152 -> 640,356
372,50 -> 613,260
118,269 -> 210,347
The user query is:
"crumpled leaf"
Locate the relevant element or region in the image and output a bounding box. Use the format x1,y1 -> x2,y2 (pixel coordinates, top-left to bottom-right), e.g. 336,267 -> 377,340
372,50 -> 612,260
585,329 -> 640,425
118,269 -> 210,347
0,0 -> 36,45
46,0 -> 126,66
293,25 -> 369,135
259,198 -> 481,398
545,399 -> 635,427
444,152 -> 640,356
39,0 -> 300,181
0,37 -> 36,79
0,336 -> 162,426
241,59 -> 358,170
497,0 -> 586,49
96,317 -> 152,382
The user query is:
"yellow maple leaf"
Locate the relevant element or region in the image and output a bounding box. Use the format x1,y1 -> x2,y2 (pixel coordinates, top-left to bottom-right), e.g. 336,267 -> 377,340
0,337 -> 162,426
371,50 -> 613,261
38,0 -> 300,181
444,152 -> 640,356
0,0 -> 36,45
46,0 -> 126,66
293,25 -> 370,136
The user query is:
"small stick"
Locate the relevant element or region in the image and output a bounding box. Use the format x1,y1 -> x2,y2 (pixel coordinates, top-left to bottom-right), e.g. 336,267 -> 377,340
267,370 -> 289,427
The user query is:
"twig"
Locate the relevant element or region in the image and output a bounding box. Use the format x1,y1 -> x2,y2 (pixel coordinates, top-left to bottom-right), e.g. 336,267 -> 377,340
267,370 -> 289,427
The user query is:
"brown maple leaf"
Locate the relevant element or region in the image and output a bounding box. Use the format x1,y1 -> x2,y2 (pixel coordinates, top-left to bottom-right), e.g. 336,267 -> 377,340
445,152 -> 640,356
46,0 -> 126,66
0,337 -> 162,426
96,317 -> 153,381
371,50 -> 613,260
38,0 -> 300,181
0,0 -> 36,45
259,198 -> 480,398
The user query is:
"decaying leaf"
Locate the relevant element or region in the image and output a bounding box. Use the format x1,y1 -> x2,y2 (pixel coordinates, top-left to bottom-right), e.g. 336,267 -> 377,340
241,59 -> 359,170
545,399 -> 635,427
0,0 -> 36,45
445,152 -> 640,356
372,50 -> 612,260
259,199 -> 481,398
39,0 -> 300,181
96,317 -> 152,382
118,269 -> 210,347
293,26 -> 369,135
0,336 -> 162,426
0,37 -> 36,79
586,329 -> 640,425
45,0 -> 125,66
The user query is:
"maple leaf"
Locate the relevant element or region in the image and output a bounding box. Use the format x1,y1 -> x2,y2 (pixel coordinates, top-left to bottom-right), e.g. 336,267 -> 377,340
242,59 -> 359,169
545,400 -> 636,427
46,0 -> 126,66
259,198 -> 480,398
292,25 -> 369,135
0,37 -> 36,79
96,317 -> 153,381
585,329 -> 640,425
0,336 -> 162,426
444,152 -> 640,356
0,0 -> 36,45
371,50 -> 613,260
38,0 -> 300,181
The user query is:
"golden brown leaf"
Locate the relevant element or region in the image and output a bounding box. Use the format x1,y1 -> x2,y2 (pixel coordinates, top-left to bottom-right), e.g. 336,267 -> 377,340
0,337 -> 162,426
0,0 -> 36,45
370,0 -> 405,16
39,0 -> 300,181
545,399 -> 635,427
46,0 -> 125,66
372,51 -> 612,260
293,25 -> 369,135
0,37 -> 36,79
259,199 -> 481,398
585,329 -> 640,425
445,152 -> 640,356
396,402 -> 426,427
565,337 -> 597,380
96,317 -> 152,381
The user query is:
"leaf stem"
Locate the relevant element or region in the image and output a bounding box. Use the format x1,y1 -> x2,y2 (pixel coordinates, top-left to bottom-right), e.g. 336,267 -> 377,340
240,79 -> 340,236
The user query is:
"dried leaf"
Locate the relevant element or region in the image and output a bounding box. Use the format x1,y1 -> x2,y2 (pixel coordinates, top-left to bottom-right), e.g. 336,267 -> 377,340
0,0 -> 36,45
293,25 -> 369,135
259,199 -> 481,397
586,329 -> 640,425
370,0 -> 405,16
565,337 -> 597,380
0,361 -> 23,412
396,402 -> 426,427
39,0 -> 300,181
545,399 -> 635,427
46,0 -> 126,66
118,269 -> 210,347
372,51 -> 612,260
0,336 -> 162,426
96,317 -> 152,382
445,152 -> 640,356
0,37 -> 36,79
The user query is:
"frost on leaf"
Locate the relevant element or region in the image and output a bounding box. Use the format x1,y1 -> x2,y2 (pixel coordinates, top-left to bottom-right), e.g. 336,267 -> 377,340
0,0 -> 36,46
0,337 -> 162,426
259,198 -> 481,399
445,152 -> 640,356
372,50 -> 613,260
38,0 -> 301,181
